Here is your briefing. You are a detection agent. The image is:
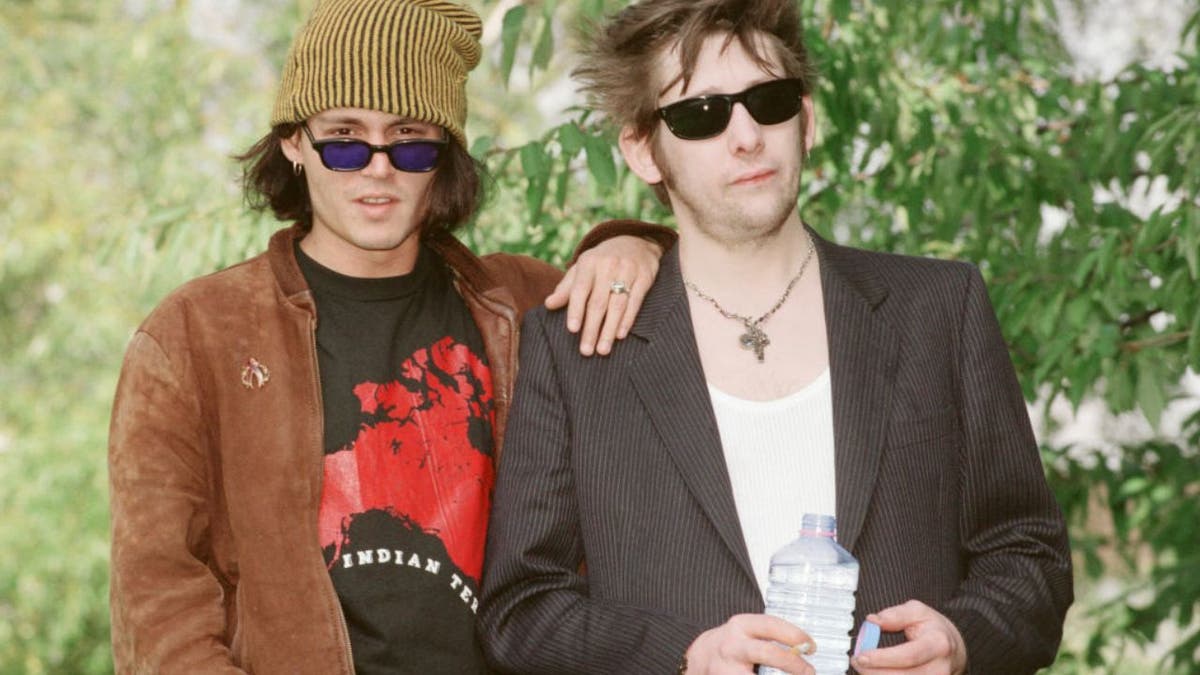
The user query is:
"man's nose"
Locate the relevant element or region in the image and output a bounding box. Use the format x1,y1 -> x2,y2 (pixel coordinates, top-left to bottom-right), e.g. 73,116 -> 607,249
725,102 -> 764,154
361,145 -> 395,177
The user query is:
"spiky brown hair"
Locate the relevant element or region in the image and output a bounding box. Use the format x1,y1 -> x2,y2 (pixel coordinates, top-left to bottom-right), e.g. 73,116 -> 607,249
574,0 -> 817,142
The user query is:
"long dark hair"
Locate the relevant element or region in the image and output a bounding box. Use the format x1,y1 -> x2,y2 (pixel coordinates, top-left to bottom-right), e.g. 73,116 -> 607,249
236,123 -> 484,235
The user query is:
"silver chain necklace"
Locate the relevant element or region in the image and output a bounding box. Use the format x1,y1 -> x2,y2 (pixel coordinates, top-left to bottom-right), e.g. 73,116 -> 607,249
684,236 -> 816,363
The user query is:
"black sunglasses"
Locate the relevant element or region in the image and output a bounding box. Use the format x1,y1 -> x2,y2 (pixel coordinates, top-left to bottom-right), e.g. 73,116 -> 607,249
657,78 -> 806,141
302,124 -> 446,173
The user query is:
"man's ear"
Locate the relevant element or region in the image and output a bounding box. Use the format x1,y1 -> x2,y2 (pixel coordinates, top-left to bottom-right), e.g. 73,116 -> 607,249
618,125 -> 664,186
802,95 -> 817,154
280,128 -> 304,164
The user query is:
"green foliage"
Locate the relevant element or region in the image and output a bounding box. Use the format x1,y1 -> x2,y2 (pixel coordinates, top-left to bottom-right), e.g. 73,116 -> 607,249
1,0 -> 1196,672
499,4 -> 527,85
1050,417 -> 1200,673
1,2 -> 292,673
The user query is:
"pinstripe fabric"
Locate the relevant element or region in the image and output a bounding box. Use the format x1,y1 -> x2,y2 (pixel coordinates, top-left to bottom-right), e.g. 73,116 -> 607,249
480,226 -> 1072,675
271,0 -> 482,147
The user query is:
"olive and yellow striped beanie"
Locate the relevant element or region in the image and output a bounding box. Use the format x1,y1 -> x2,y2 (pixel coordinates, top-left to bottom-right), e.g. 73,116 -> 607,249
271,0 -> 483,148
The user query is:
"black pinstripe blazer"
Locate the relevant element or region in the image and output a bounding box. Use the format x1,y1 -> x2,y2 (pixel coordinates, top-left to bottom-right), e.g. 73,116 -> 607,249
480,227 -> 1073,675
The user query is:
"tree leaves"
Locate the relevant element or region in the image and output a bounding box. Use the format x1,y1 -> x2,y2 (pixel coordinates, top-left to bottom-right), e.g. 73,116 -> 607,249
499,5 -> 526,87
518,140 -> 550,225
582,132 -> 617,191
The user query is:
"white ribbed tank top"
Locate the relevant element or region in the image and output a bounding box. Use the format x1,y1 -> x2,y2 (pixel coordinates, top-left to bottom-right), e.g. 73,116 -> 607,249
708,369 -> 836,596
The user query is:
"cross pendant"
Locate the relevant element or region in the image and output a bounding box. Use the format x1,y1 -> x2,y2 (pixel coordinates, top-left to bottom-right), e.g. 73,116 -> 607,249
738,325 -> 770,363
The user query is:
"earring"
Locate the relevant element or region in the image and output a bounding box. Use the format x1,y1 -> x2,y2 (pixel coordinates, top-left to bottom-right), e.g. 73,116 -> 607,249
292,161 -> 304,176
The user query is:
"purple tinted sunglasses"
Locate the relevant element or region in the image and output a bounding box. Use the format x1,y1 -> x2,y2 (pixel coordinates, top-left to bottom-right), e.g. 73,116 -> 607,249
302,123 -> 446,173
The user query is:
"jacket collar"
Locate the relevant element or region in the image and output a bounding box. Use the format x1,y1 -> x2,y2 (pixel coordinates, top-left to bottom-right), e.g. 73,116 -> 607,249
812,227 -> 889,312
267,225 -> 315,306
627,239 -> 686,342
423,228 -> 503,295
266,224 -> 506,301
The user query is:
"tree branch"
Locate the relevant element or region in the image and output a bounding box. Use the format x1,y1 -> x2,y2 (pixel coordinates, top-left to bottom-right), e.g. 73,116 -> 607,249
1120,331 -> 1191,353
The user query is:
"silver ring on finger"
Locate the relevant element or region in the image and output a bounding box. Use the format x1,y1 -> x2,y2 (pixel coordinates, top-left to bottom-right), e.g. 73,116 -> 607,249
609,280 -> 629,295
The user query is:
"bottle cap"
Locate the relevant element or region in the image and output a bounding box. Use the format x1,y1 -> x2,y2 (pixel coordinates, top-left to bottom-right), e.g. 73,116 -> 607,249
854,620 -> 881,655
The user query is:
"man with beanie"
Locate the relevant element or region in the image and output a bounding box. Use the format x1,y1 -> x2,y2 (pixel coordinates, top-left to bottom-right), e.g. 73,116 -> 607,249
107,1 -> 671,673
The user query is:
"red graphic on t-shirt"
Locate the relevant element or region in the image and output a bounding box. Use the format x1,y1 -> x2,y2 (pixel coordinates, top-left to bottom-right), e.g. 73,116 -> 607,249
318,337 -> 495,580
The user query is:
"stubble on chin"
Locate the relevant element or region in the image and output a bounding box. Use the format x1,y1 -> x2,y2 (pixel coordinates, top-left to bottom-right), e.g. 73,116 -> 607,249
661,164 -> 802,249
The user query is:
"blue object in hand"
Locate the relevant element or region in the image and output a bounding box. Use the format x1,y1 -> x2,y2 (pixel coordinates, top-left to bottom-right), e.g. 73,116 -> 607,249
854,620 -> 881,656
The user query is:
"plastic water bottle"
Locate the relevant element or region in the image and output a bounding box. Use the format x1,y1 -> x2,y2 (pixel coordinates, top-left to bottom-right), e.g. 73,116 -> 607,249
760,513 -> 859,675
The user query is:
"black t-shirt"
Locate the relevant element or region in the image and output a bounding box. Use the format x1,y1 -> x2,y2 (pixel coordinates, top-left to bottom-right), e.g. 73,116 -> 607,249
298,243 -> 495,675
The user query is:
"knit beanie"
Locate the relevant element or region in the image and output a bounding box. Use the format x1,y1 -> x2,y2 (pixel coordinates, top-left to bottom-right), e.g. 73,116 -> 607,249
271,0 -> 483,148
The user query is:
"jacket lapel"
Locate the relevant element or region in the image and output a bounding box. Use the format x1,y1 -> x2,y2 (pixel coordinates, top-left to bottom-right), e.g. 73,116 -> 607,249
626,247 -> 757,584
426,232 -> 520,466
813,232 -> 898,553
622,232 -> 898,580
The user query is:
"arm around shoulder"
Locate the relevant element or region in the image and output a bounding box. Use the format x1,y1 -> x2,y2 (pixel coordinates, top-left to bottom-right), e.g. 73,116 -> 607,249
569,219 -> 677,265
109,331 -> 245,673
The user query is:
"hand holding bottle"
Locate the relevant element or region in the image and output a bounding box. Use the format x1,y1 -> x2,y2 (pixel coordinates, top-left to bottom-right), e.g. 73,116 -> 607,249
683,613 -> 816,674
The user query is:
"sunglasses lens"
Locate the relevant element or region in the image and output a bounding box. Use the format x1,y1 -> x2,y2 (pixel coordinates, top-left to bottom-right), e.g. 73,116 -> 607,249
745,80 -> 803,125
389,141 -> 443,172
664,99 -> 732,140
319,141 -> 372,171
659,79 -> 804,140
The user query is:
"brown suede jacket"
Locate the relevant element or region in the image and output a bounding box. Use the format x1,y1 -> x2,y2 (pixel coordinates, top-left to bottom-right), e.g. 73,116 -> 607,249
108,222 -> 672,673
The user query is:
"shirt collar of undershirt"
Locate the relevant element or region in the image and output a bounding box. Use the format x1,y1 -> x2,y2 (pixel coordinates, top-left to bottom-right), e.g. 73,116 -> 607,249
707,368 -> 831,411
294,240 -> 437,302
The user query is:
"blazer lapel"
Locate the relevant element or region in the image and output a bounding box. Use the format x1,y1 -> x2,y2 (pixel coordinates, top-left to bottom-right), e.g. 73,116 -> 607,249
813,231 -> 899,553
626,247 -> 757,584
621,234 -> 898,580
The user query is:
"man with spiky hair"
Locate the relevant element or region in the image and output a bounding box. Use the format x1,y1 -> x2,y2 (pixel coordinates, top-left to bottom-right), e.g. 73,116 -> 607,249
479,1 -> 1072,673
107,1 -> 673,672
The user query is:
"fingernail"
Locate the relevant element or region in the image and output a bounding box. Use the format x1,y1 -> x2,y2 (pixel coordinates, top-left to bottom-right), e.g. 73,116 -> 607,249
789,641 -> 815,656
598,340 -> 611,353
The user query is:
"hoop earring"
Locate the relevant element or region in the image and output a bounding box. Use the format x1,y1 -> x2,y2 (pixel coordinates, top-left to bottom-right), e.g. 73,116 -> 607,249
292,161 -> 304,176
